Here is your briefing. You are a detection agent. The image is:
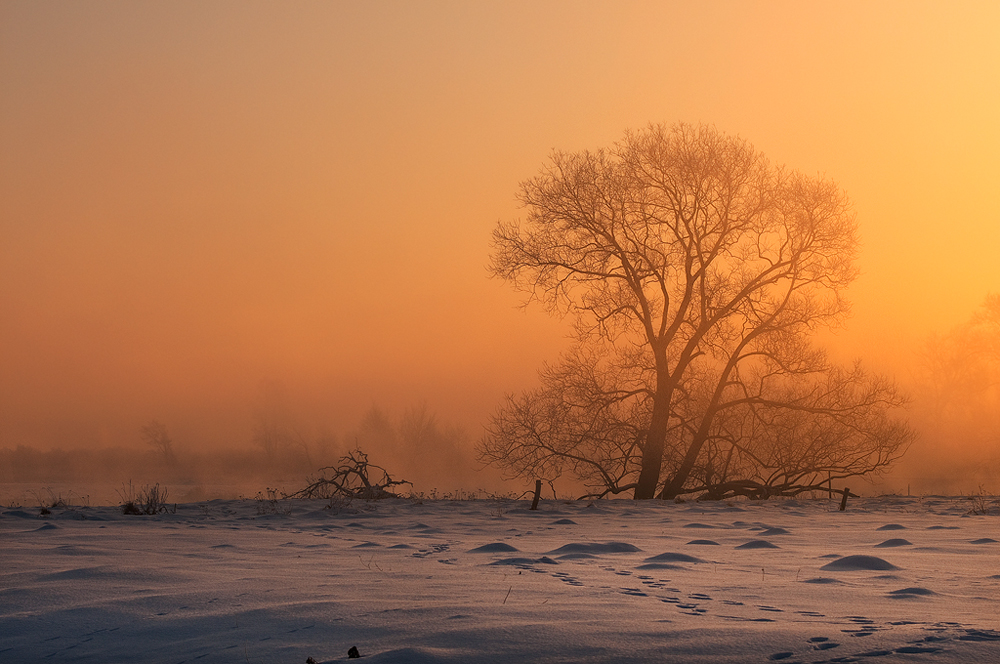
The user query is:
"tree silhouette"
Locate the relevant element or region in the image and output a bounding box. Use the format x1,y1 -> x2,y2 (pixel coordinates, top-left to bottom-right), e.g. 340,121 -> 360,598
483,123 -> 912,499
139,420 -> 175,464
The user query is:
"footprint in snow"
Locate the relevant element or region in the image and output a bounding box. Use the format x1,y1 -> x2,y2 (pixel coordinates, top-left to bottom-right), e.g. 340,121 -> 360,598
412,543 -> 450,558
677,604 -> 707,615
551,572 -> 585,586
841,615 -> 881,637
488,556 -> 558,567
807,636 -> 839,650
896,645 -> 942,654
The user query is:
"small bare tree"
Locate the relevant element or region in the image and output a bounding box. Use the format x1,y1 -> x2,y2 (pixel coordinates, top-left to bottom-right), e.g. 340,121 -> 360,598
140,420 -> 175,464
911,294 -> 1000,490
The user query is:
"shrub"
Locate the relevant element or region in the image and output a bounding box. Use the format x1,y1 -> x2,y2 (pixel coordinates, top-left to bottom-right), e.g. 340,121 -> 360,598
118,481 -> 173,515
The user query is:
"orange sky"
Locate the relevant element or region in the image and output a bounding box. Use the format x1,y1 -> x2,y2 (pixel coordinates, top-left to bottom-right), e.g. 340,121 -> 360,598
2,1 -> 999,454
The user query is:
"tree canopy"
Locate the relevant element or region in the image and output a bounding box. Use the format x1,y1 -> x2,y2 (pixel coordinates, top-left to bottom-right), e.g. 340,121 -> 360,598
481,123 -> 913,500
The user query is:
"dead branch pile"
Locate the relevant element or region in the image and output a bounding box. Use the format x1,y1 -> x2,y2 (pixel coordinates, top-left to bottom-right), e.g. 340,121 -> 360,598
288,449 -> 411,500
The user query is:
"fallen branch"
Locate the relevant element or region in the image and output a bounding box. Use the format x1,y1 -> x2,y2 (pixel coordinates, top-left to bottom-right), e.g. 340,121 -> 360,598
288,449 -> 411,500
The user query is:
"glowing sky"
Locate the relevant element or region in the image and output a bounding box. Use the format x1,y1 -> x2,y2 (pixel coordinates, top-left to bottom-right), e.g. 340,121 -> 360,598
2,1 -> 999,451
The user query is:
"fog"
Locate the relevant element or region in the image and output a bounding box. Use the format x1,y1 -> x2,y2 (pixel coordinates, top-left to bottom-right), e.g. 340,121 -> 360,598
2,1 -> 999,502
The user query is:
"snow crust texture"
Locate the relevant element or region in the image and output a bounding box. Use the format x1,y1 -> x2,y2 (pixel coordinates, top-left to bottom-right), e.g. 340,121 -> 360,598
2,495 -> 1000,663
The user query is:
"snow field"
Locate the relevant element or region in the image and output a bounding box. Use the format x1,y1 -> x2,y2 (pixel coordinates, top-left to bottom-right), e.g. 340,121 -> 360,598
2,495 -> 999,663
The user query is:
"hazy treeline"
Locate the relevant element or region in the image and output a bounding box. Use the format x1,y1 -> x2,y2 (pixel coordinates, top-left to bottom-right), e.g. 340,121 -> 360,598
3,296 -> 999,501
0,401 -> 502,503
892,294 -> 1000,494
0,444 -> 317,494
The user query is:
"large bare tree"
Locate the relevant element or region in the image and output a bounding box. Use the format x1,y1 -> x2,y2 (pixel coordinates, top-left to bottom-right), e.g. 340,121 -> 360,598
483,123 -> 912,499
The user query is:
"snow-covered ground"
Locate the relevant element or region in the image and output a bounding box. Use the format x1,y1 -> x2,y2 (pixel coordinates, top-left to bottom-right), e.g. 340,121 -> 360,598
2,495 -> 999,663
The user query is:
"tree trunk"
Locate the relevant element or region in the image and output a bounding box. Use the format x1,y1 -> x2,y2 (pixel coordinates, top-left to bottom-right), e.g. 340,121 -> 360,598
658,428 -> 708,499
634,384 -> 671,499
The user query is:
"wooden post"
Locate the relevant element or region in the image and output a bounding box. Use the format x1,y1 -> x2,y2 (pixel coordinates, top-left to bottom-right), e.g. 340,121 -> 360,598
839,487 -> 850,511
530,479 -> 542,510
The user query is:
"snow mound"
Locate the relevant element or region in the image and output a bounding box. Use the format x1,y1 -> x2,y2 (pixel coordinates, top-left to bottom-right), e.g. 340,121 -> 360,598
876,524 -> 906,531
736,540 -> 779,549
3,510 -> 36,519
546,541 -> 641,554
820,555 -> 899,571
489,556 -> 558,566
888,587 -> 935,596
686,539 -> 720,546
636,562 -> 685,570
643,552 -> 705,563
874,539 -> 912,548
362,646 -> 464,663
467,542 -> 518,553
760,527 -> 790,535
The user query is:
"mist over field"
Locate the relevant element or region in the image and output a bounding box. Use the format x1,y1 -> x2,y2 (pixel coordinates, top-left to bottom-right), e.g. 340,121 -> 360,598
3,1 -> 1000,504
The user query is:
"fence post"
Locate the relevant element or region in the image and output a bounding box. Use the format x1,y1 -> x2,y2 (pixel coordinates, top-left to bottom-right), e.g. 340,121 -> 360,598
530,479 -> 542,510
839,487 -> 851,511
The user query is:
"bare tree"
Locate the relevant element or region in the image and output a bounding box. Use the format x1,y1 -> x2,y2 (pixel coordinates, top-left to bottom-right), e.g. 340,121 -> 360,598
918,294 -> 1000,420
678,363 -> 913,499
484,123 -> 912,499
250,378 -> 294,461
139,420 -> 175,464
911,294 -> 1000,489
480,345 -> 649,498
